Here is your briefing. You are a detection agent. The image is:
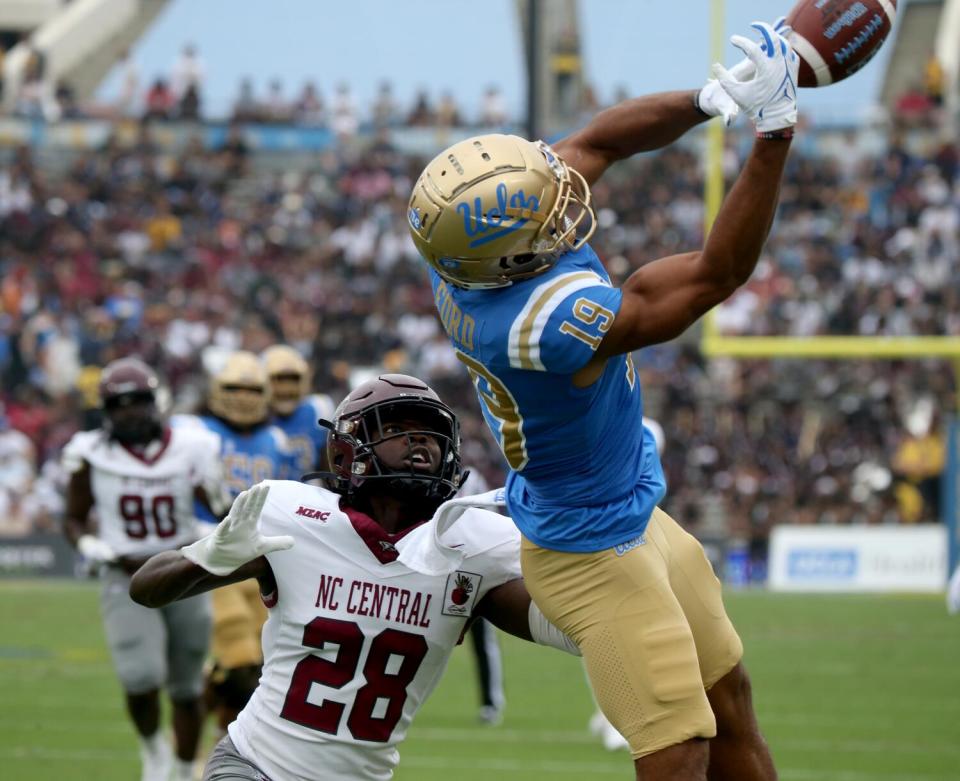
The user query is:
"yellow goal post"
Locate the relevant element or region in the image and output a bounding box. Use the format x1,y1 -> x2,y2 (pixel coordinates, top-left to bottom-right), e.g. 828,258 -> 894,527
699,0 -> 960,573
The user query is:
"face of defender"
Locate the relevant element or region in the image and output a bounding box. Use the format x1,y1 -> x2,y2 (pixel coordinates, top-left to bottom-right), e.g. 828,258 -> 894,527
370,415 -> 443,477
104,391 -> 161,444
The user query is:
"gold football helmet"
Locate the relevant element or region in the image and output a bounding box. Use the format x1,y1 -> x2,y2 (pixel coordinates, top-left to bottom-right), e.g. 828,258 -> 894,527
407,134 -> 596,289
208,351 -> 269,427
262,344 -> 310,417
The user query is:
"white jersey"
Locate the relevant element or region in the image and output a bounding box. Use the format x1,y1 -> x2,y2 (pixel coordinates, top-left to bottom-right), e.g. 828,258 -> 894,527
61,426 -> 223,557
229,480 -> 521,781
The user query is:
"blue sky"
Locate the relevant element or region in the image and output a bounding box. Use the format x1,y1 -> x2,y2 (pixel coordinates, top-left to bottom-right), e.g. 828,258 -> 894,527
99,0 -> 893,124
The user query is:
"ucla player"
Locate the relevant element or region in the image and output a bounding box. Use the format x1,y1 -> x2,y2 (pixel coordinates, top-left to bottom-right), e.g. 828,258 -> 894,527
261,344 -> 335,475
180,350 -> 299,731
130,374 -> 579,781
407,21 -> 796,781
62,358 -> 227,781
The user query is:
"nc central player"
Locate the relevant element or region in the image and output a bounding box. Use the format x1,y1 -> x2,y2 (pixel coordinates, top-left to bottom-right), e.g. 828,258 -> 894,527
62,358 -> 228,781
131,374 -> 579,781
407,20 -> 797,780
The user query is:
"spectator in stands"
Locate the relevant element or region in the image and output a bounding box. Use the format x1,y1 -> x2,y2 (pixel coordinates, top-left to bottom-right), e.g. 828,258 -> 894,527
478,85 -> 507,126
371,80 -> 400,129
171,43 -> 204,109
924,55 -> 944,108
0,111 -> 954,563
114,49 -> 141,118
0,404 -> 36,536
232,77 -> 260,123
263,79 -> 292,124
435,91 -> 462,128
293,81 -> 325,126
179,84 -> 201,121
143,78 -> 175,121
407,89 -> 435,126
15,46 -> 59,122
330,82 -> 358,137
894,83 -> 934,128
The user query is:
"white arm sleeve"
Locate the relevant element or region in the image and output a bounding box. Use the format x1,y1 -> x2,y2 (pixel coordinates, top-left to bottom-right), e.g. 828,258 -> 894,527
528,600 -> 580,656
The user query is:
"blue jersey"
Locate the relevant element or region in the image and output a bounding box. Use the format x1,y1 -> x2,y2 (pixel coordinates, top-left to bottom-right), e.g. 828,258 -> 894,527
270,395 -> 335,476
431,243 -> 665,552
175,415 -> 299,526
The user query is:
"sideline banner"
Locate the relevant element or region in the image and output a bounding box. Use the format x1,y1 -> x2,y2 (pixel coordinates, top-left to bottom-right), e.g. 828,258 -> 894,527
0,534 -> 77,578
768,524 -> 947,593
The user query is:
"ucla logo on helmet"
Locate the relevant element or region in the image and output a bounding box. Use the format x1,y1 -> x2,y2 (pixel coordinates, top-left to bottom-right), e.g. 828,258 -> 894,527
456,183 -> 540,246
408,207 -> 423,231
439,257 -> 461,269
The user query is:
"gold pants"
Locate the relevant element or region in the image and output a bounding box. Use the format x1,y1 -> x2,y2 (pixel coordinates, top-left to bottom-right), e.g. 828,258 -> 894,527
210,579 -> 268,669
521,508 -> 743,758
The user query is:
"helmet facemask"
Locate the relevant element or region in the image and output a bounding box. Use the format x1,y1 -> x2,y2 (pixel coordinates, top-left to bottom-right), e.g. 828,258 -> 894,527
327,398 -> 463,507
262,345 -> 310,417
209,351 -> 271,428
269,372 -> 307,416
104,391 -> 164,445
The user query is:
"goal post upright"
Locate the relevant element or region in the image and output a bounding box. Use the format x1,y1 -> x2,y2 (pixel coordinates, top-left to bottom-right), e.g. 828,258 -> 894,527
697,0 -> 959,579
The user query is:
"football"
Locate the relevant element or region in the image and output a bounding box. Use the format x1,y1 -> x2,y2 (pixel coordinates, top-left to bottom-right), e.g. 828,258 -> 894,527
786,0 -> 898,87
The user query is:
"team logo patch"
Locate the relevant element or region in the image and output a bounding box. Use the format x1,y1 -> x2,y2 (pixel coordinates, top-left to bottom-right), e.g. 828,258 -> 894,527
614,535 -> 645,557
441,570 -> 482,616
408,206 -> 423,230
295,505 -> 330,521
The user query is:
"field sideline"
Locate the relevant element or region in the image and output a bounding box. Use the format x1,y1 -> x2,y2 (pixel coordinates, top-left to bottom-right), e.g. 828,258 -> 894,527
2,580 -> 957,780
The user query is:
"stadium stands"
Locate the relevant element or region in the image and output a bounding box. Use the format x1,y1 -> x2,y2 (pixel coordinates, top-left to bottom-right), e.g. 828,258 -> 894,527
0,111 -> 954,577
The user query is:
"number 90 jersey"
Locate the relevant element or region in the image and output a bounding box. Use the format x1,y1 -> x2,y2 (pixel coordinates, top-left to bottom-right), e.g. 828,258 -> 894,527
61,426 -> 223,557
228,480 -> 522,781
430,242 -> 666,553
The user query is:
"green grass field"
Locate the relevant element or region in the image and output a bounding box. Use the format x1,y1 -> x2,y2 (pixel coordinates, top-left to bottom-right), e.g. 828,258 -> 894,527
1,581 -> 958,781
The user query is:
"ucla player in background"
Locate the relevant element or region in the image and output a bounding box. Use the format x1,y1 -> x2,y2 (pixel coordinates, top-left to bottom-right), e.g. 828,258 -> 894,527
407,20 -> 796,781
130,374 -> 579,781
62,358 -> 228,781
262,344 -> 335,475
180,350 -> 299,733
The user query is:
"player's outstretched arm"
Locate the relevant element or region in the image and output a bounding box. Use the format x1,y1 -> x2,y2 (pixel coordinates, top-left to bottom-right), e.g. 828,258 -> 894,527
129,550 -> 267,608
594,21 -> 798,357
553,90 -> 710,186
131,484 -> 292,607
477,579 -> 580,655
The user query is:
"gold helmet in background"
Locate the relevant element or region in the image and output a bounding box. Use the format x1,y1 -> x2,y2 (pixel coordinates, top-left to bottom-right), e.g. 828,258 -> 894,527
208,350 -> 270,427
407,134 -> 596,290
262,344 -> 310,417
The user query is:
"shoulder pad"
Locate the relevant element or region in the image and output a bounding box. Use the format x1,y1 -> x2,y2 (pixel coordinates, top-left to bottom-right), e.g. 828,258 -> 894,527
61,430 -> 102,473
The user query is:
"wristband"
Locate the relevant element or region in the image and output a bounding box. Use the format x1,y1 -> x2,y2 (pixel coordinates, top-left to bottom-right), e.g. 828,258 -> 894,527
693,90 -> 710,119
756,127 -> 795,141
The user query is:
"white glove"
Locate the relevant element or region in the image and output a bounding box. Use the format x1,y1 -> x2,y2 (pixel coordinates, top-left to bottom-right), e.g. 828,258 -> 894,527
696,59 -> 755,126
180,484 -> 293,576
712,20 -> 799,134
78,534 -> 117,565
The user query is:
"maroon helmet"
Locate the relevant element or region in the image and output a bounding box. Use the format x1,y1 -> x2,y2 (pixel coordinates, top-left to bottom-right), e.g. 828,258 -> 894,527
99,357 -> 164,445
320,374 -> 464,504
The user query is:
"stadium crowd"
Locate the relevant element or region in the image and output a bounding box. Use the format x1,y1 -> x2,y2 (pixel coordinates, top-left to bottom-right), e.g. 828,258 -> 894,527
0,116 -> 955,570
